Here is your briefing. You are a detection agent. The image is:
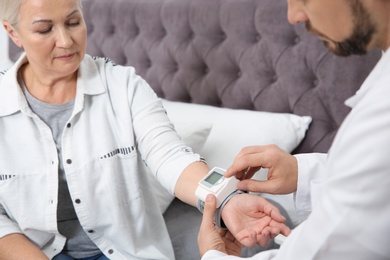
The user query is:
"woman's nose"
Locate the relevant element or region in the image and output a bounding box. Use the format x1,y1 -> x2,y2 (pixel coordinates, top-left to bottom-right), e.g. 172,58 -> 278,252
56,27 -> 73,48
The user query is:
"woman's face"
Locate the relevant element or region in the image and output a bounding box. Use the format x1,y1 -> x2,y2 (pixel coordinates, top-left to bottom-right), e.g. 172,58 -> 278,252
8,0 -> 87,77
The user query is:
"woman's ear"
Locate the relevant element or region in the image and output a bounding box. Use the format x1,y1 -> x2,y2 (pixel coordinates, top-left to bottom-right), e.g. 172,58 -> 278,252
3,21 -> 23,48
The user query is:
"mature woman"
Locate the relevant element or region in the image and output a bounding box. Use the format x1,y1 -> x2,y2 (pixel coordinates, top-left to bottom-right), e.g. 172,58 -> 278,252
0,0 -> 289,259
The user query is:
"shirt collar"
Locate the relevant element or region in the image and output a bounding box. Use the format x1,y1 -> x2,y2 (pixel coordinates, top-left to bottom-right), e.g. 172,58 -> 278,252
0,54 -> 28,116
345,49 -> 390,108
0,53 -> 106,117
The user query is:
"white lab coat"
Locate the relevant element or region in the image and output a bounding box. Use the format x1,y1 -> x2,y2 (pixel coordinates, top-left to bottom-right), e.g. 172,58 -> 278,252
202,49 -> 390,260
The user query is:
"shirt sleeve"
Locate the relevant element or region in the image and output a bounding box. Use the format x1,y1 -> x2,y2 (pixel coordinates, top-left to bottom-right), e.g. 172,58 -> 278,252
129,72 -> 203,195
0,203 -> 22,238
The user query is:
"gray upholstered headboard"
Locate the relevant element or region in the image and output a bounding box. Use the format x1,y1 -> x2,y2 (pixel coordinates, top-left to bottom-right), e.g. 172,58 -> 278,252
8,0 -> 381,154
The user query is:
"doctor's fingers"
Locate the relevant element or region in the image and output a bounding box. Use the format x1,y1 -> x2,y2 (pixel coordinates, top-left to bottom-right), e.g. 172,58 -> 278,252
226,152 -> 271,178
237,178 -> 282,194
232,144 -> 289,169
233,167 -> 261,180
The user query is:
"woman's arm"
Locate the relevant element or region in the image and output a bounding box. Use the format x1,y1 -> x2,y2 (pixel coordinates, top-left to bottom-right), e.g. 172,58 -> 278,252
174,161 -> 210,206
0,234 -> 49,260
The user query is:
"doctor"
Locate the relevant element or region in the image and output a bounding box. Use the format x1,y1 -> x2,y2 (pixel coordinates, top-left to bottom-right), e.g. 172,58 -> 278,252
198,0 -> 390,259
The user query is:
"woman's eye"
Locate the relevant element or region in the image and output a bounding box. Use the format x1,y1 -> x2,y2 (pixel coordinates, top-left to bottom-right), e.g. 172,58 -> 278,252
38,28 -> 52,34
68,21 -> 80,27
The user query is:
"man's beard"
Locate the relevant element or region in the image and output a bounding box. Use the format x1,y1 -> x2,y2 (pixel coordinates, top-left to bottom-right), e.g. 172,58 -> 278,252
306,1 -> 376,57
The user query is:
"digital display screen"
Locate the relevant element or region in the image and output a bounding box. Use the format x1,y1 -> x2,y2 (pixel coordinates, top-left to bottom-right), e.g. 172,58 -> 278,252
205,171 -> 223,185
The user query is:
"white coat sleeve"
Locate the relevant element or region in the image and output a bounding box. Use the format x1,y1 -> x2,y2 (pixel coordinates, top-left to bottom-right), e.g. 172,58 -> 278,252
202,249 -> 279,260
293,153 -> 327,211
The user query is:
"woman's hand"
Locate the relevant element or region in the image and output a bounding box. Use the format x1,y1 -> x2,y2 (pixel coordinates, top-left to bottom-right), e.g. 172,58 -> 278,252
198,194 -> 242,257
225,145 -> 298,194
221,193 -> 291,248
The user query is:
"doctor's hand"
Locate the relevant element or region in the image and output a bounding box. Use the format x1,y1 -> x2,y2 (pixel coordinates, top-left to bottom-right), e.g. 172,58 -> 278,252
221,193 -> 291,248
225,145 -> 298,194
198,194 -> 242,257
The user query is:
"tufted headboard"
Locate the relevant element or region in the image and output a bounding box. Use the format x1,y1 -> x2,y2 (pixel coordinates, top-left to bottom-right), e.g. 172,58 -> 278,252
9,0 -> 381,154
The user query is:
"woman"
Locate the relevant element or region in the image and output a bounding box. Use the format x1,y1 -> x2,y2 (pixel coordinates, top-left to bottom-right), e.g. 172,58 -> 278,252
0,0 -> 289,259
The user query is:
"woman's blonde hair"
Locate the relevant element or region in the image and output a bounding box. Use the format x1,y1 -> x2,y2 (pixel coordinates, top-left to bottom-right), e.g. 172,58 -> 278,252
0,0 -> 83,27
0,0 -> 24,27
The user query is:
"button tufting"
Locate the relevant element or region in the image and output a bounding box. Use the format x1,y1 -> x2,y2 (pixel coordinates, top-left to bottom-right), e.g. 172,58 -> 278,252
161,29 -> 167,38
221,33 -> 227,41
204,67 -> 209,74
145,59 -> 151,68
294,37 -> 300,44
110,26 -> 115,35
256,34 -> 261,42
237,70 -> 242,78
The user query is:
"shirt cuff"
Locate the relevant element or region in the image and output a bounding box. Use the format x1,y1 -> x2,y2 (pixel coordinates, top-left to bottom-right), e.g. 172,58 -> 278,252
201,250 -> 228,260
293,154 -> 313,212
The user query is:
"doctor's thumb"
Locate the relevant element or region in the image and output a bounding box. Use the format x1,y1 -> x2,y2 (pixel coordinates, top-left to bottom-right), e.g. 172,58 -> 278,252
201,194 -> 217,229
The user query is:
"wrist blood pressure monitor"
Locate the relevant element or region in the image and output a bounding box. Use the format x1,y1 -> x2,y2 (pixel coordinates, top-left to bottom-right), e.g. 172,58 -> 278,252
195,167 -> 240,208
196,167 -> 244,228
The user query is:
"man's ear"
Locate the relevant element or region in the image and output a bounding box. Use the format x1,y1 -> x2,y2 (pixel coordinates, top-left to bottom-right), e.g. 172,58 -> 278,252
3,21 -> 23,48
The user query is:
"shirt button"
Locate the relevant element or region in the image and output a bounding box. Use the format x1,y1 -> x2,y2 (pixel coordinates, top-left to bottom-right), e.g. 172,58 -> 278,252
108,249 -> 114,254
66,159 -> 72,164
67,123 -> 71,128
75,199 -> 81,204
88,230 -> 94,233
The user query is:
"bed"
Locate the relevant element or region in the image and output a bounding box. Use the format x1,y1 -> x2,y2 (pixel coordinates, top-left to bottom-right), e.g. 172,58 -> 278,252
8,0 -> 381,259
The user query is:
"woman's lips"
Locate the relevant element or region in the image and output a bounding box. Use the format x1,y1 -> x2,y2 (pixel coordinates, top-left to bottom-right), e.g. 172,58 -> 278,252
56,53 -> 76,61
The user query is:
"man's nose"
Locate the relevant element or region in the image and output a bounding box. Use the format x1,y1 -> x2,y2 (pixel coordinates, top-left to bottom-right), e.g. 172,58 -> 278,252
287,0 -> 309,24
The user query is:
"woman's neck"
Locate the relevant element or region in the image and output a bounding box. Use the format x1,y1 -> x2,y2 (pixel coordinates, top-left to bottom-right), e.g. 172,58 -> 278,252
21,63 -> 77,104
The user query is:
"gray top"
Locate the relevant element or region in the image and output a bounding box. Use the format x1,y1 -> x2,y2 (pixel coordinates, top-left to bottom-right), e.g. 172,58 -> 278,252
18,71 -> 100,258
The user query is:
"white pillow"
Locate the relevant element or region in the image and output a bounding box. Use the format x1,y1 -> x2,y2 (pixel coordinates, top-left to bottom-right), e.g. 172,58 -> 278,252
161,100 -> 312,225
171,121 -> 213,153
145,118 -> 212,213
162,99 -> 311,168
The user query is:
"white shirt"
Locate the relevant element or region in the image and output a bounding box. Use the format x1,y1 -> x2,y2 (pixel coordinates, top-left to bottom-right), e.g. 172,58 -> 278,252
0,54 -> 202,259
202,49 -> 390,260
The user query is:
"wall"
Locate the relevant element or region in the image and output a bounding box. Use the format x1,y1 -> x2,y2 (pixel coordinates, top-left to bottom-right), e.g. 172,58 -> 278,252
0,26 -> 13,71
